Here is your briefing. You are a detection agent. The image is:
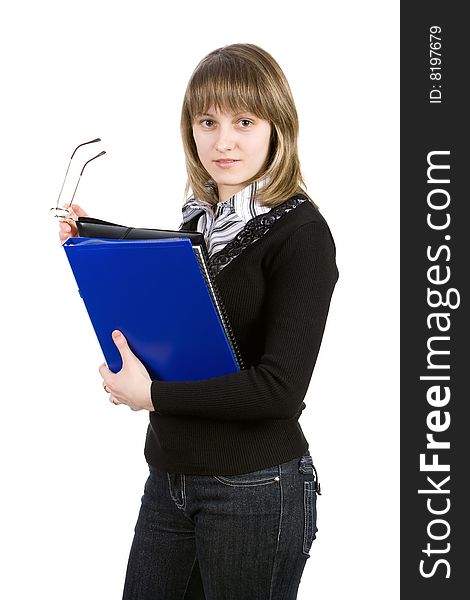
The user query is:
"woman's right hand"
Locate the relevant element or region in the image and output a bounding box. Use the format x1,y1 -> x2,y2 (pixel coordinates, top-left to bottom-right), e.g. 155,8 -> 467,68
58,204 -> 89,243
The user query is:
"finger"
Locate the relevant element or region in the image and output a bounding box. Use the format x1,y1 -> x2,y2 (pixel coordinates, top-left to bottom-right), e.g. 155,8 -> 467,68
59,229 -> 72,243
58,220 -> 77,242
69,203 -> 89,218
99,363 -> 113,381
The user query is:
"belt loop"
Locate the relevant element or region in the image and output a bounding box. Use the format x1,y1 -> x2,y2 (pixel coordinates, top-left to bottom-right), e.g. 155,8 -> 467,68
299,454 -> 321,495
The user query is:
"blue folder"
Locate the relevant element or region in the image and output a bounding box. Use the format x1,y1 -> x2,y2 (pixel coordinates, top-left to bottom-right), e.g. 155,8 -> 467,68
63,237 -> 241,381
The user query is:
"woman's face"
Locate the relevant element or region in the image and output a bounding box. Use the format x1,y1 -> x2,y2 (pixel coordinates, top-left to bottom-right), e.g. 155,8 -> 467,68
192,107 -> 272,203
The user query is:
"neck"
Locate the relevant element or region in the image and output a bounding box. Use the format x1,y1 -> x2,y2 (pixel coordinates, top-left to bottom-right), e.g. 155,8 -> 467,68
216,183 -> 245,204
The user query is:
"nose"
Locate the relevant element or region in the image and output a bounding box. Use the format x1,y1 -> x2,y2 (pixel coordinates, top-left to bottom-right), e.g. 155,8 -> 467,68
215,125 -> 236,153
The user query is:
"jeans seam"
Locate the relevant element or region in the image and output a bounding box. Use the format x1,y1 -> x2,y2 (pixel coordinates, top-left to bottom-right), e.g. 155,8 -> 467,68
181,474 -> 186,510
269,464 -> 283,600
302,481 -> 315,556
183,555 -> 199,597
303,482 -> 309,554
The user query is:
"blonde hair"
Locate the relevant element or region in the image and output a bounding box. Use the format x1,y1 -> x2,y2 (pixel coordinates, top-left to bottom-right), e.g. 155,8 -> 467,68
180,43 -> 316,209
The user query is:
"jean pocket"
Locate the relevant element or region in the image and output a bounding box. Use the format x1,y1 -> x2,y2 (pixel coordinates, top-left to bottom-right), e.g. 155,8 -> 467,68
302,480 -> 318,556
213,465 -> 280,487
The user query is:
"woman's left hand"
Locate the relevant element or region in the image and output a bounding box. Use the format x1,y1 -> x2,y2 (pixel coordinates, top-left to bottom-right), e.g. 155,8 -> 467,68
99,330 -> 154,412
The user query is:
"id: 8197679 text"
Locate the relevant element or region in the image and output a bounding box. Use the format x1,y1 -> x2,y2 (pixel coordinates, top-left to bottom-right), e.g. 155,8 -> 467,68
429,25 -> 442,104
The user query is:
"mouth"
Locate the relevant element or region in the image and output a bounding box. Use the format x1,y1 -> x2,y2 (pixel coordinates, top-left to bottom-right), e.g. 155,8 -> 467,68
214,159 -> 241,169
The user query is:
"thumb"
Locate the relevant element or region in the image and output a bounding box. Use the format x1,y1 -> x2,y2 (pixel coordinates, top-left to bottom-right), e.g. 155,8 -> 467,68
112,330 -> 133,365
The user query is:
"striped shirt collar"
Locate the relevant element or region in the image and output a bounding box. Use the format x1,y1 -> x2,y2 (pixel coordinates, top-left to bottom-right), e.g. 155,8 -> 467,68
215,179 -> 271,222
180,179 -> 271,257
181,179 -> 270,222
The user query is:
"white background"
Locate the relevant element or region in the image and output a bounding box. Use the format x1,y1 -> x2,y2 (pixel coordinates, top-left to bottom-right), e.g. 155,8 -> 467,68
0,1 -> 399,598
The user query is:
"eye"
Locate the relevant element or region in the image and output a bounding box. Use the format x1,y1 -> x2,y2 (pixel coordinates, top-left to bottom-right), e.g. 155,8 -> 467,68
238,119 -> 252,128
200,119 -> 215,128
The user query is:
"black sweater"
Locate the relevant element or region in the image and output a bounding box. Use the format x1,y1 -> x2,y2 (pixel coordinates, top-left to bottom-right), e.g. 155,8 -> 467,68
145,196 -> 339,475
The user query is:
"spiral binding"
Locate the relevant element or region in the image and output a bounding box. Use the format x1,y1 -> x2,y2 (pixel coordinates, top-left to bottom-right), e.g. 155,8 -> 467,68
192,245 -> 245,370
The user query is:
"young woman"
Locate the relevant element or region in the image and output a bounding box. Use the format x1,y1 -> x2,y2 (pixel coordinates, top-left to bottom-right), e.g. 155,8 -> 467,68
59,43 -> 338,600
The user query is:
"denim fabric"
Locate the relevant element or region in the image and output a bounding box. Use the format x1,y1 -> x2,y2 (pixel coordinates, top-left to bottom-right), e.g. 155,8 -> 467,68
122,453 -> 319,600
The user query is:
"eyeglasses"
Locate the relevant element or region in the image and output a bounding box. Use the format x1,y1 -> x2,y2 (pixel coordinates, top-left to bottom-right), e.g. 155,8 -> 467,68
50,138 -> 106,219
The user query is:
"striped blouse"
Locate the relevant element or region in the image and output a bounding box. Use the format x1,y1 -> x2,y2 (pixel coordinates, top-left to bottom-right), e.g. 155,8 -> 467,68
180,179 -> 271,258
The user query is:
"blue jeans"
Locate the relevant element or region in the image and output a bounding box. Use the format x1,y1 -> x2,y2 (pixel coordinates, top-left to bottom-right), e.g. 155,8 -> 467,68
122,453 -> 319,600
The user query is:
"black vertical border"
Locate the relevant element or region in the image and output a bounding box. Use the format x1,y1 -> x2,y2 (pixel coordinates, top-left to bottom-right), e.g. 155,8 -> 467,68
401,3 -> 468,598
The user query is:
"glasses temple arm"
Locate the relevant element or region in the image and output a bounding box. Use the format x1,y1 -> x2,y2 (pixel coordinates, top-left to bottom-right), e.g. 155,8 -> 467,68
70,137 -> 101,160
54,138 -> 102,210
67,150 -> 107,209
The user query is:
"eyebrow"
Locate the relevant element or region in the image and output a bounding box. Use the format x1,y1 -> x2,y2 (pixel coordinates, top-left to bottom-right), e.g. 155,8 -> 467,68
197,111 -> 256,118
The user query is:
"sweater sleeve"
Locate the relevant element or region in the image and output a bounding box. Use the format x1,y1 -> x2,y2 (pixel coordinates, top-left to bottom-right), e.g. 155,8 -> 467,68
151,220 -> 338,420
